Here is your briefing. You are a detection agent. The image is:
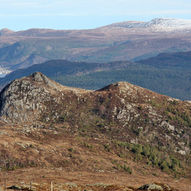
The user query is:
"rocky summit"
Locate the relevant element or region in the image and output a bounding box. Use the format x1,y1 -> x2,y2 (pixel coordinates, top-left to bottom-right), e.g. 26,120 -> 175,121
0,72 -> 69,122
0,72 -> 190,190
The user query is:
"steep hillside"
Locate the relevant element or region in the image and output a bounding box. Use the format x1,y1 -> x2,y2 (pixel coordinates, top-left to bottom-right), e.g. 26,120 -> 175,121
0,72 -> 190,190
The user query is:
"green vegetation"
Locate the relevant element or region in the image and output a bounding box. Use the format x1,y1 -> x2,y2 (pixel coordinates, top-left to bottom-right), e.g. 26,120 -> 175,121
157,102 -> 191,127
82,142 -> 93,150
113,140 -> 183,174
55,67 -> 191,100
51,62 -> 191,100
131,143 -> 181,173
149,97 -> 191,128
123,165 -> 133,174
103,144 -> 111,152
68,148 -> 74,152
2,54 -> 191,100
112,160 -> 133,174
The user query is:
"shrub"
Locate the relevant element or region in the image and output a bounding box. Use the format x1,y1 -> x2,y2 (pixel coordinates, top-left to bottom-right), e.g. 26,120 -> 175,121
104,144 -> 110,152
123,165 -> 133,174
131,144 -> 143,154
160,161 -> 169,172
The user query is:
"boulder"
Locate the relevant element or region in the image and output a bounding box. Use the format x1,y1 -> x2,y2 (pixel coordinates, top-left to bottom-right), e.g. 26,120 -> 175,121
138,183 -> 163,191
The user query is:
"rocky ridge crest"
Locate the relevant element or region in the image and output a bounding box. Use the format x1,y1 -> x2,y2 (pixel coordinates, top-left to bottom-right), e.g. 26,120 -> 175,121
0,72 -> 190,157
0,73 -> 190,189
0,72 -> 74,122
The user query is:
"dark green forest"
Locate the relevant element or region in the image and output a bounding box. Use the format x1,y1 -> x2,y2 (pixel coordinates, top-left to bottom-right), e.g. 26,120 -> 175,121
1,51 -> 191,100
54,65 -> 191,100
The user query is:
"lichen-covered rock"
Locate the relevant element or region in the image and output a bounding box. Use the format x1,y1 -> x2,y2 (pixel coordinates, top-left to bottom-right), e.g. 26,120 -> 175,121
138,183 -> 163,190
0,72 -> 53,122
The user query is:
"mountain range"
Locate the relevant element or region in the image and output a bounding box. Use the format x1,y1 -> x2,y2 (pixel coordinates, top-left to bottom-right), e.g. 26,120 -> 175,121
0,18 -> 191,191
0,50 -> 191,100
1,18 -> 191,76
0,72 -> 190,190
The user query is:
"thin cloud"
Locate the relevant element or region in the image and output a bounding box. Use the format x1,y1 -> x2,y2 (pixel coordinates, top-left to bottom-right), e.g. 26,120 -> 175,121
0,9 -> 191,18
1,1 -> 40,7
152,10 -> 191,15
110,9 -> 191,16
1,0 -> 191,30
0,13 -> 82,17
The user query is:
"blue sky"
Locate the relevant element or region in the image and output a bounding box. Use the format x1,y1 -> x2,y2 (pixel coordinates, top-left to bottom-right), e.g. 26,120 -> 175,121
0,0 -> 191,30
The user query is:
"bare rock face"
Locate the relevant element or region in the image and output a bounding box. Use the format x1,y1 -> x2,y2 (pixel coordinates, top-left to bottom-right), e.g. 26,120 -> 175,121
0,72 -> 61,123
31,71 -> 49,83
0,72 -> 87,123
30,72 -> 59,89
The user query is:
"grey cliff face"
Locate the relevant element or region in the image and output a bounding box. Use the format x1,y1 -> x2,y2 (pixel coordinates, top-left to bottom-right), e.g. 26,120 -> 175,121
0,72 -> 57,123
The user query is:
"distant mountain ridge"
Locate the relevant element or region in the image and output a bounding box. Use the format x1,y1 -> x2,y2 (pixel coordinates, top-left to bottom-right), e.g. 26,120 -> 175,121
1,50 -> 191,100
138,51 -> 191,67
0,59 -> 133,89
108,18 -> 191,32
0,18 -> 191,75
2,18 -> 191,36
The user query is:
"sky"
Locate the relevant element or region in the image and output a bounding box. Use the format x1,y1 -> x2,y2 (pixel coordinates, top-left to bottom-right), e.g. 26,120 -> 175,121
0,0 -> 191,31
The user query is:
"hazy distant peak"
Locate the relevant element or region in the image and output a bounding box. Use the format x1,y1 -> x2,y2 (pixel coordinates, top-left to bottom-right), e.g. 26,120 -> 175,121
146,18 -> 191,31
108,18 -> 191,32
0,28 -> 14,35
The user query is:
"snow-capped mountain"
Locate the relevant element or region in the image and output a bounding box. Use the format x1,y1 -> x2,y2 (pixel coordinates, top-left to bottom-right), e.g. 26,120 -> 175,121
109,18 -> 191,32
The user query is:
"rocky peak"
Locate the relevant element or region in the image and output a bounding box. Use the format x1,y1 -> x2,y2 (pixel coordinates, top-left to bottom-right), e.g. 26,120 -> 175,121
0,72 -> 63,123
31,71 -> 48,82
26,71 -> 61,90
0,72 -> 88,123
97,81 -> 155,102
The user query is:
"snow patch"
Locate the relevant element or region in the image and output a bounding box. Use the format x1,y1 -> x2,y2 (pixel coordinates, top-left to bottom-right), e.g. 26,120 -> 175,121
110,18 -> 191,32
0,66 -> 11,77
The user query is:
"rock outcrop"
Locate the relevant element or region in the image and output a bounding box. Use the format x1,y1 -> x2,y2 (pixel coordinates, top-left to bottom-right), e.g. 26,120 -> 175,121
0,72 -> 190,158
138,183 -> 163,191
0,72 -> 60,122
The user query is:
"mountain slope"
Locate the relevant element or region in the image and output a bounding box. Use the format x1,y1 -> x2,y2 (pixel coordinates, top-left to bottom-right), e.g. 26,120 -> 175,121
0,72 -> 190,190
